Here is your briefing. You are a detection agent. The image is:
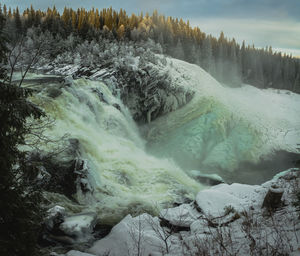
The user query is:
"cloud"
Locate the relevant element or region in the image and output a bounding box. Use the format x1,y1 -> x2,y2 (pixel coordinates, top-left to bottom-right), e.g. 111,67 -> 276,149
3,0 -> 300,21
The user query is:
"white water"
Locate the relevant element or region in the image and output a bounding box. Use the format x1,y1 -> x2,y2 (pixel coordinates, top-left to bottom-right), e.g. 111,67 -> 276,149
29,77 -> 202,224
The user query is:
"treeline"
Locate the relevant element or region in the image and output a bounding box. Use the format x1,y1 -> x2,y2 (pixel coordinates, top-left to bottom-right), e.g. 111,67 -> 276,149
1,5 -> 300,91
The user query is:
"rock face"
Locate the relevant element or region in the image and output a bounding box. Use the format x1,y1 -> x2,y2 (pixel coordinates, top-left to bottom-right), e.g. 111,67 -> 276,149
26,139 -> 94,200
78,168 -> 300,256
35,54 -> 195,124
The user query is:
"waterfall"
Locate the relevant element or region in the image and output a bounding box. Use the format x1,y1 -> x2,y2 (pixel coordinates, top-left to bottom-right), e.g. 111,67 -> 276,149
28,76 -> 202,224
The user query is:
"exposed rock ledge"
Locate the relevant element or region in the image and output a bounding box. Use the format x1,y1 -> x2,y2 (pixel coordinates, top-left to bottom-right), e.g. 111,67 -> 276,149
53,168 -> 300,256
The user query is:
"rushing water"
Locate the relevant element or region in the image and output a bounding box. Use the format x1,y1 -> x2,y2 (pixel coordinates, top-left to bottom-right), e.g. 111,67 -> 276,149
25,76 -> 202,223
21,58 -> 300,223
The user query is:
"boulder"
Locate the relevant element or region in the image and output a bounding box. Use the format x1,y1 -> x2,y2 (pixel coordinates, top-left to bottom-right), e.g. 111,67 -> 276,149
262,185 -> 284,210
189,170 -> 225,186
59,212 -> 97,240
66,251 -> 96,256
89,214 -> 169,256
45,205 -> 66,231
196,189 -> 243,218
160,203 -> 201,228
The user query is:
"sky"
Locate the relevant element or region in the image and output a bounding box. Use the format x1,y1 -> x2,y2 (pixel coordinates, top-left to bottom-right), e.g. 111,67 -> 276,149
2,0 -> 300,57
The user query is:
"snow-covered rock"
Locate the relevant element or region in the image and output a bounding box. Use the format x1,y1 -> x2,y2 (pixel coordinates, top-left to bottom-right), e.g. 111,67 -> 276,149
65,250 -> 96,256
89,213 -> 173,256
45,205 -> 66,230
196,189 -> 243,218
44,206 -> 97,244
51,250 -> 96,256
160,203 -> 201,228
189,170 -> 225,185
59,213 -> 97,239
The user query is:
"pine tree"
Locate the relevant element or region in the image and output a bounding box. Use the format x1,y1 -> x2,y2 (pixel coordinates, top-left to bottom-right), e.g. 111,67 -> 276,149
14,7 -> 23,34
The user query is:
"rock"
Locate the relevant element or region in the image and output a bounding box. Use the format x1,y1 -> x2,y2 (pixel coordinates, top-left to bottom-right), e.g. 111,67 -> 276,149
86,168 -> 300,256
36,166 -> 51,185
59,212 -> 97,240
46,87 -> 63,98
89,214 -> 168,256
196,189 -> 243,218
43,207 -> 97,245
160,203 -> 201,228
74,159 -> 94,194
262,185 -> 284,210
189,170 -> 225,185
45,206 -> 66,230
41,206 -> 67,246
50,249 -> 96,256
26,140 -> 95,200
47,234 -> 75,245
112,103 -> 121,111
273,168 -> 299,181
66,250 -> 96,256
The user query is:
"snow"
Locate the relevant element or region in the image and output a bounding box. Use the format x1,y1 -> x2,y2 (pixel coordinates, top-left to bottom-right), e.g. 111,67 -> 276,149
189,170 -> 224,185
66,251 -> 96,256
273,167 -> 299,180
196,189 -> 243,217
51,251 -> 96,256
86,169 -> 300,256
160,203 -> 201,227
59,213 -> 97,239
47,205 -> 66,218
24,48 -> 300,255
195,183 -> 267,218
88,214 -> 169,256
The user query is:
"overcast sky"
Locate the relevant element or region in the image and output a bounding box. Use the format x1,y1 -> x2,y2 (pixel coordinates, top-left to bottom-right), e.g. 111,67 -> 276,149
2,0 -> 300,57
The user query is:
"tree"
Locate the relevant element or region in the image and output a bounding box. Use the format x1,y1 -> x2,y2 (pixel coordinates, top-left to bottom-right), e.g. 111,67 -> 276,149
0,12 -> 45,256
0,8 -> 7,80
14,7 -> 22,34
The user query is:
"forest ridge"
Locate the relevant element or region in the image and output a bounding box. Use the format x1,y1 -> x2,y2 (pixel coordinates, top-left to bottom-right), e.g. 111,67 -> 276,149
1,5 -> 300,91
